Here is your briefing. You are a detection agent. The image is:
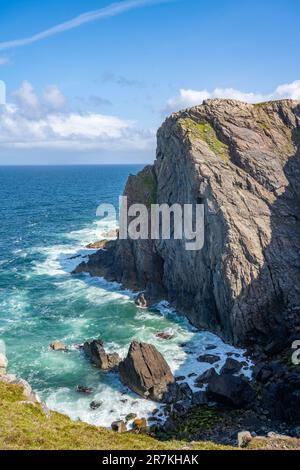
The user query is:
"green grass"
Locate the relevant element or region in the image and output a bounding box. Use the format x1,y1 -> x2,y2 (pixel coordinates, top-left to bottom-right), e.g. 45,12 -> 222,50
253,102 -> 272,108
248,437 -> 300,450
0,381 -> 231,450
180,118 -> 230,162
2,381 -> 299,450
157,406 -> 229,442
253,100 -> 293,108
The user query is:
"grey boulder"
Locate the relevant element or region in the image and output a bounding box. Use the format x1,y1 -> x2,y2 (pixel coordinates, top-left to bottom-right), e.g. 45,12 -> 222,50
207,373 -> 256,407
119,341 -> 175,402
83,339 -> 121,371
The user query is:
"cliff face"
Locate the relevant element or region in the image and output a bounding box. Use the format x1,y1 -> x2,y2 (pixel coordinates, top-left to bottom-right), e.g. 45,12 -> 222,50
75,99 -> 300,346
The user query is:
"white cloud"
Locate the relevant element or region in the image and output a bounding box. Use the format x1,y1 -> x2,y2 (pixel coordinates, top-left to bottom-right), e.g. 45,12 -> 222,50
167,89 -> 211,109
166,80 -> 300,112
11,81 -> 68,117
12,81 -> 40,111
44,85 -> 67,109
47,113 -> 129,139
0,0 -> 172,51
274,80 -> 300,100
209,88 -> 266,103
0,81 -> 154,151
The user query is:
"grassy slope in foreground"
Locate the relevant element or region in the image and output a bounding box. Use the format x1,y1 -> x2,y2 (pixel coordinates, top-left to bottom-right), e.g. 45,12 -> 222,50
0,382 -> 230,450
2,382 -> 300,450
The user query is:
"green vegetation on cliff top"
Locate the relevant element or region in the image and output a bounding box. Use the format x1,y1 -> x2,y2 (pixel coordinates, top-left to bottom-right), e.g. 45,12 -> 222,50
180,118 -> 230,163
0,381 -> 230,450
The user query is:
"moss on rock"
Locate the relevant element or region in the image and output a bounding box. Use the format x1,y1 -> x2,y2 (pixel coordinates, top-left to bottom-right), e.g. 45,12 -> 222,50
180,118 -> 230,162
158,406 -> 226,441
140,172 -> 158,206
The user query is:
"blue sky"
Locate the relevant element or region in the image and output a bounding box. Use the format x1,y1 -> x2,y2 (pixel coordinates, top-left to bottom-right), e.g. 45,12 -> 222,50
0,0 -> 299,164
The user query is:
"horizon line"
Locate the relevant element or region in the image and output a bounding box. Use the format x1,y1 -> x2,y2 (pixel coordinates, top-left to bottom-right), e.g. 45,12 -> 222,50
0,163 -> 147,167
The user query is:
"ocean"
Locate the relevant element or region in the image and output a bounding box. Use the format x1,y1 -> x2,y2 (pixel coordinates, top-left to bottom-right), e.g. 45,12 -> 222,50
0,165 -> 250,428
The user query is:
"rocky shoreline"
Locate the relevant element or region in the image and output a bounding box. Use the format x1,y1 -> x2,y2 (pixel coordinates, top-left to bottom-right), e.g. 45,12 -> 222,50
46,332 -> 300,447
2,329 -> 300,448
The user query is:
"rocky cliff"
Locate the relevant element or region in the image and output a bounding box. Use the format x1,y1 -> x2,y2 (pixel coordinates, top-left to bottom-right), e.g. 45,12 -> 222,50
75,99 -> 300,347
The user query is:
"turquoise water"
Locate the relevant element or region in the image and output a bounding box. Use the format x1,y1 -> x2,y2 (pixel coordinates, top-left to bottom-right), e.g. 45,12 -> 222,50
0,165 -> 249,427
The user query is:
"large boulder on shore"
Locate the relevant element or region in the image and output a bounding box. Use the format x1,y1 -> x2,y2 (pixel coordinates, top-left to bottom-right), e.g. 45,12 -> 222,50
262,371 -> 300,423
207,372 -> 256,407
111,420 -> 127,433
162,381 -> 193,404
83,339 -> 121,371
119,341 -> 175,401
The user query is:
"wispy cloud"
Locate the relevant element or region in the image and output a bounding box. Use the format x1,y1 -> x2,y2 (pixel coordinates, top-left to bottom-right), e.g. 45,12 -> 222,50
102,71 -> 143,88
89,95 -> 112,107
0,0 -> 172,51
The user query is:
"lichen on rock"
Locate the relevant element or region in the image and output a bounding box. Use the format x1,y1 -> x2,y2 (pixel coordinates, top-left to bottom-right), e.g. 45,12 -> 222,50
179,117 -> 230,162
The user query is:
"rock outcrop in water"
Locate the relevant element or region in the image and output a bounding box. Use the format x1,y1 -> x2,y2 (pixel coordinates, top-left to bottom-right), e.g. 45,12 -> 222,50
50,341 -> 67,351
83,339 -> 121,371
74,99 -> 300,348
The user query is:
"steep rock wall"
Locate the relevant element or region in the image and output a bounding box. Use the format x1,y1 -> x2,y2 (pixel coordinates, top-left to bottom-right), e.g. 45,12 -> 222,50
75,99 -> 300,346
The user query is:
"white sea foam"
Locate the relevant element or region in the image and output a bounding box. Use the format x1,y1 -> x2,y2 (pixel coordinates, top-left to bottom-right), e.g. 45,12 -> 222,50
32,215 -> 118,277
32,245 -> 88,276
0,339 -> 6,355
0,290 -> 30,320
45,382 -> 162,429
67,217 -> 118,246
